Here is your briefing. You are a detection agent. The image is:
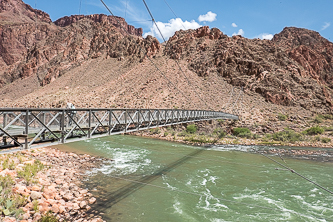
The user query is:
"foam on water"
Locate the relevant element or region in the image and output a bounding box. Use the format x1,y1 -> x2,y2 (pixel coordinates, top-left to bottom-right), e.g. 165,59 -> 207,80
86,140 -> 154,176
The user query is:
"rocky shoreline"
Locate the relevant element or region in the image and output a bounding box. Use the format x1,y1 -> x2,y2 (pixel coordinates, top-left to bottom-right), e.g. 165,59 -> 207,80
0,148 -> 109,222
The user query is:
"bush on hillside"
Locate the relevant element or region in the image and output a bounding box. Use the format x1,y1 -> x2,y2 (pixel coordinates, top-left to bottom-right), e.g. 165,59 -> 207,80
272,128 -> 303,143
278,113 -> 288,121
304,126 -> 324,135
186,124 -> 197,134
233,127 -> 252,138
321,138 -> 331,143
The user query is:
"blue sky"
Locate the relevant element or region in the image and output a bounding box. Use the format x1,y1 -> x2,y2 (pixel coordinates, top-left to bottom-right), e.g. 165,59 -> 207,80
23,0 -> 332,42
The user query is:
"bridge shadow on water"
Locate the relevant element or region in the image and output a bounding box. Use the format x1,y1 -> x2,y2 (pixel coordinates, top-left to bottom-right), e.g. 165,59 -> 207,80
88,148 -> 205,220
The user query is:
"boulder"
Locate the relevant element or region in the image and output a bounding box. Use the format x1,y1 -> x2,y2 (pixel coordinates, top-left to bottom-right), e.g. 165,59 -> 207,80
30,191 -> 42,200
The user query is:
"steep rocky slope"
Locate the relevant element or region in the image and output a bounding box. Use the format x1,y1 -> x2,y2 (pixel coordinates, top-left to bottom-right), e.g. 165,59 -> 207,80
165,26 -> 333,113
0,0 -> 148,89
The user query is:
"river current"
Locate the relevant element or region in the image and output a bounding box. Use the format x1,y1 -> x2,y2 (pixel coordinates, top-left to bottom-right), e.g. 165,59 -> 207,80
56,135 -> 333,221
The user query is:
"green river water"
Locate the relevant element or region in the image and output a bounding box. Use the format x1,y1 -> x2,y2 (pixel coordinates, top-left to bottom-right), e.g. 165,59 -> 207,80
57,135 -> 333,221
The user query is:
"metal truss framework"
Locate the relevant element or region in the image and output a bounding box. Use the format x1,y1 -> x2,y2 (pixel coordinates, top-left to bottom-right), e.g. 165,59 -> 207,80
0,108 -> 238,149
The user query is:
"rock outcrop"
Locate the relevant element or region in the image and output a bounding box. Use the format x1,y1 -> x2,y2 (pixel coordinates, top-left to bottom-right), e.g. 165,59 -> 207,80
0,0 -> 152,88
54,14 -> 143,37
165,26 -> 333,112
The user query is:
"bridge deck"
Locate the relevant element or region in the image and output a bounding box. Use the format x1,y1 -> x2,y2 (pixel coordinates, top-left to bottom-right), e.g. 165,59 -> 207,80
0,108 -> 238,150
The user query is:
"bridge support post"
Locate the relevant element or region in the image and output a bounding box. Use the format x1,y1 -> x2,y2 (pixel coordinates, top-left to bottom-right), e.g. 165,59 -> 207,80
124,109 -> 127,133
157,110 -> 159,127
108,110 -> 112,135
137,109 -> 140,130
3,113 -> 7,129
88,110 -> 91,139
24,110 -> 29,149
61,110 -> 65,143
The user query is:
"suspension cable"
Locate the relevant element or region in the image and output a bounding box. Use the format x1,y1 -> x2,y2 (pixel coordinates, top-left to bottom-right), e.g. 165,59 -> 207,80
162,0 -> 186,29
100,0 -> 195,109
258,151 -> 333,195
142,0 -> 214,111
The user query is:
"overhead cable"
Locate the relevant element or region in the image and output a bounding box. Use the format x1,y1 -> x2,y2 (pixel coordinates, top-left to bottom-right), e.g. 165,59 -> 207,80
162,0 -> 186,30
142,0 -> 214,111
258,151 -> 333,195
100,0 -> 195,108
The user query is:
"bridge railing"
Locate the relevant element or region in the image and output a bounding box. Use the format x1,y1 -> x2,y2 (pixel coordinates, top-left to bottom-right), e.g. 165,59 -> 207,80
0,108 -> 238,149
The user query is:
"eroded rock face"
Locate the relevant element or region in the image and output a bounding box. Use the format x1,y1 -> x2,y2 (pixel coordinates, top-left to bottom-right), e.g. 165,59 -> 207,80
165,26 -> 333,112
54,14 -> 143,37
0,0 -> 156,88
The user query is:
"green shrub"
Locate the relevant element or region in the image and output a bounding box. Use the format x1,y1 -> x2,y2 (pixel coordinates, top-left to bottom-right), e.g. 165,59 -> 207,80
178,131 -> 188,137
323,126 -> 333,131
163,132 -> 169,137
17,160 -> 44,185
304,126 -> 324,135
278,113 -> 288,121
0,175 -> 26,217
149,128 -> 161,135
321,138 -> 331,143
213,128 -> 226,139
313,136 -> 321,142
186,124 -> 197,134
313,116 -> 323,124
184,135 -> 215,143
318,114 -> 333,120
38,211 -> 58,222
272,129 -> 303,143
233,127 -> 252,138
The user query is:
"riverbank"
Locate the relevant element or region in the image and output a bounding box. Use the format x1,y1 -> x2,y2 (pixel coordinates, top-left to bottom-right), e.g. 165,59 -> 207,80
130,119 -> 333,158
0,148 -> 108,222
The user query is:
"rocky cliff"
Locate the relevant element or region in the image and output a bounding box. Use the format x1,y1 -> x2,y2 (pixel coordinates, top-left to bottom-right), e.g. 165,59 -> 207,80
0,0 -> 149,88
54,14 -> 143,37
165,26 -> 333,112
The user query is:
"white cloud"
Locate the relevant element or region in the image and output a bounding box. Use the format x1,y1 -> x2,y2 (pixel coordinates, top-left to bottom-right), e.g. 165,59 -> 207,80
143,18 -> 201,41
232,29 -> 244,36
322,22 -> 330,30
256,33 -> 274,40
231,23 -> 237,28
198,11 -> 217,22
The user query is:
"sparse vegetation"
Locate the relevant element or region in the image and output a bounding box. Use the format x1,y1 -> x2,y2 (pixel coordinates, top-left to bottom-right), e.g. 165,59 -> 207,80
184,135 -> 216,144
0,175 -> 26,217
212,128 -> 226,139
233,127 -> 252,138
17,160 -> 45,185
278,113 -> 288,121
317,114 -> 333,120
149,128 -> 161,135
313,116 -> 323,124
271,128 -> 303,143
186,124 -> 197,134
38,211 -> 58,222
321,137 -> 331,143
304,126 -> 324,135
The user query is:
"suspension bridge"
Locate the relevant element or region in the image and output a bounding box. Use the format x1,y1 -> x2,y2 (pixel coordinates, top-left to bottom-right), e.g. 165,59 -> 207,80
0,108 -> 238,150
